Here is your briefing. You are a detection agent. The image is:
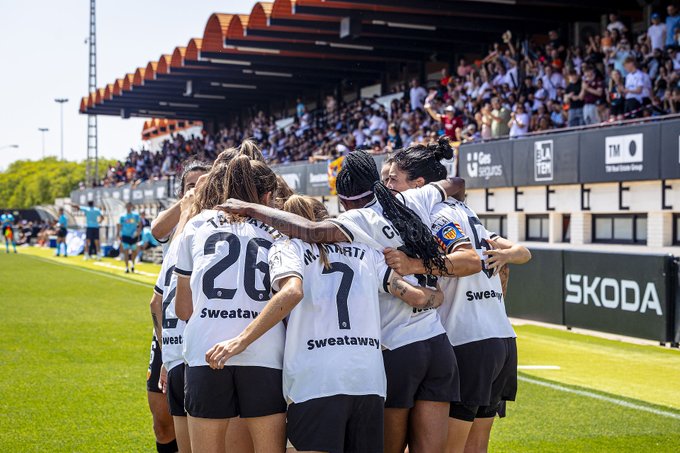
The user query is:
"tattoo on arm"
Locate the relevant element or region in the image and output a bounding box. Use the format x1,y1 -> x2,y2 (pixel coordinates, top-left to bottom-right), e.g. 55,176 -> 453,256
423,293 -> 437,310
391,279 -> 408,297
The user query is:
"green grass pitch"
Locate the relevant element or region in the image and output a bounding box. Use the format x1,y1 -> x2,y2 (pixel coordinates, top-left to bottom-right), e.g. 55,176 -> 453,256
1,250 -> 679,452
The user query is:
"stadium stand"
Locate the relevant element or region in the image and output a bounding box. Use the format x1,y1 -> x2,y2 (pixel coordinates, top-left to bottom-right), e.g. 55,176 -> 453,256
83,1 -> 680,188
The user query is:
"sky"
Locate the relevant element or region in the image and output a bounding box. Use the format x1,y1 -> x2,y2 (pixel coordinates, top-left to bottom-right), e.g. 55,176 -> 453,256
0,0 -> 260,171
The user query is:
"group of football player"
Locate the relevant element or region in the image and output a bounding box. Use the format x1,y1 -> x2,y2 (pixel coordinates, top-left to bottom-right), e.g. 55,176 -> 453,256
143,137 -> 531,453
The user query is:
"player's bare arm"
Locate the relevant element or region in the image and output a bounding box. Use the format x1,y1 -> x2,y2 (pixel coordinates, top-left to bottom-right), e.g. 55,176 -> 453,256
484,237 -> 532,274
435,176 -> 466,201
174,276 -> 193,321
384,244 -> 482,277
149,292 -> 163,344
150,201 -> 181,243
205,276 -> 304,369
387,272 -> 444,310
216,199 -> 347,244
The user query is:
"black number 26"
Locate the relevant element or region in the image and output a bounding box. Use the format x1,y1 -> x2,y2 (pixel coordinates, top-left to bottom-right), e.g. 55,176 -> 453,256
202,232 -> 272,301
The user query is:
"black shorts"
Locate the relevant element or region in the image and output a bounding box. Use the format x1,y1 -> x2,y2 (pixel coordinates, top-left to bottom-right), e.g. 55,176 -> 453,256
85,227 -> 100,241
382,333 -> 459,408
184,365 -> 286,419
146,335 -> 163,393
57,228 -> 67,238
287,394 -> 384,453
449,337 -> 518,422
167,363 -> 187,417
121,235 -> 137,245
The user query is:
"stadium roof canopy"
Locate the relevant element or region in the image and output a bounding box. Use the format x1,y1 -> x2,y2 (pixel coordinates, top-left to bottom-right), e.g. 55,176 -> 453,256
80,0 -> 640,122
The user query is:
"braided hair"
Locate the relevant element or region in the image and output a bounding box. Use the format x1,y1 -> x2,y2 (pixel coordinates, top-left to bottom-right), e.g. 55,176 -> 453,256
335,150 -> 447,274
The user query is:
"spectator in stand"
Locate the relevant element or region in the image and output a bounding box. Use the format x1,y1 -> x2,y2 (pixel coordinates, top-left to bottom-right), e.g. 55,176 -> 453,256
541,64 -> 565,100
457,58 -> 472,78
490,97 -> 511,138
509,103 -> 529,138
424,103 -> 462,140
409,78 -> 428,111
440,68 -> 453,90
549,102 -> 566,127
582,65 -> 604,124
623,57 -> 646,117
609,69 -> 626,120
648,13 -> 667,52
667,4 -> 680,48
565,70 -> 585,126
607,13 -> 628,35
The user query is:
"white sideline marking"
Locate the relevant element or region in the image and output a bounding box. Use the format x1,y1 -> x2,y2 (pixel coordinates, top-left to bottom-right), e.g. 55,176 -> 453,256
27,255 -> 150,288
518,365 -> 561,370
518,375 -> 680,420
92,261 -> 156,277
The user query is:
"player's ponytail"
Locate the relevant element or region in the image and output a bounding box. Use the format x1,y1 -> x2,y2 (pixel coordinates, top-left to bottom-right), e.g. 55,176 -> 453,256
224,156 -> 278,206
283,195 -> 330,269
238,138 -> 266,162
336,150 -> 447,274
392,136 -> 452,184
225,156 -> 261,204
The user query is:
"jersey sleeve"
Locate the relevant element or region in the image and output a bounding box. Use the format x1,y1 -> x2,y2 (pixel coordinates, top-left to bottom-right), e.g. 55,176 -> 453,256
174,225 -> 195,278
369,248 -> 393,294
328,210 -> 382,249
402,183 -> 446,219
269,239 -> 304,292
327,210 -> 362,243
430,206 -> 471,253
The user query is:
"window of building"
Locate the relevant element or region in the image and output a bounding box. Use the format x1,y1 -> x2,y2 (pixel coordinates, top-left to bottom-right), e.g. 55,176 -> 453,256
562,214 -> 571,243
592,214 -> 647,245
673,214 -> 680,246
526,214 -> 549,242
479,215 -> 507,239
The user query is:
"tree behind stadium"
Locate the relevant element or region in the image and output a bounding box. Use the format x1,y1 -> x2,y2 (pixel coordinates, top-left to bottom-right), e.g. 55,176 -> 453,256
0,157 -> 112,208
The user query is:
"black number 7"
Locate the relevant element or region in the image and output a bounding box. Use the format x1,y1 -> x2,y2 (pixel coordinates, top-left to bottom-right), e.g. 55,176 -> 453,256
322,262 -> 354,330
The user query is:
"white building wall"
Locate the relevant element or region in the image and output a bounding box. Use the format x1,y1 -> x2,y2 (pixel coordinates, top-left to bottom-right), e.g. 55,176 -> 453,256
465,179 -> 680,251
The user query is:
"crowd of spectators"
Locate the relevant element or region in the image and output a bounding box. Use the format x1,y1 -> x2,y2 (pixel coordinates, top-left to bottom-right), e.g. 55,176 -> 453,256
96,5 -> 680,187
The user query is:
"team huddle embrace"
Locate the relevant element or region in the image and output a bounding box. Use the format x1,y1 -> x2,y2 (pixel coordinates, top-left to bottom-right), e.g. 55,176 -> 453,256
145,138 -> 531,453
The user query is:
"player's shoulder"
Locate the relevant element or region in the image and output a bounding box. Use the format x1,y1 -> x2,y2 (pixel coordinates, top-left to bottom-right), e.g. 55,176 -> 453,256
243,216 -> 283,241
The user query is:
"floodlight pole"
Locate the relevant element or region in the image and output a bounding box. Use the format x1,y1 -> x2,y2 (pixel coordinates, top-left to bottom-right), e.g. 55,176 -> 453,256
38,128 -> 49,158
55,98 -> 68,160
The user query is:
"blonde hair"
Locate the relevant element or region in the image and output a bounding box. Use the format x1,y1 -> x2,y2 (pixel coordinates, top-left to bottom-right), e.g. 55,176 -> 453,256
282,195 -> 330,269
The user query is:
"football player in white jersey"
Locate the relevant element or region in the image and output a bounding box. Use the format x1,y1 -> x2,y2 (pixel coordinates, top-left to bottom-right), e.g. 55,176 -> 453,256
206,195 -> 446,453
174,156 -> 287,453
151,141 -> 265,246
218,146 -> 482,453
384,146 -> 531,453
147,161 -> 209,453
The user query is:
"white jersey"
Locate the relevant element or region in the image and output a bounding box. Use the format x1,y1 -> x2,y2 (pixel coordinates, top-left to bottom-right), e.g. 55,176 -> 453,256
328,183 -> 447,350
153,238 -> 185,371
175,211 -> 285,369
432,199 -> 516,346
269,239 -> 390,404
